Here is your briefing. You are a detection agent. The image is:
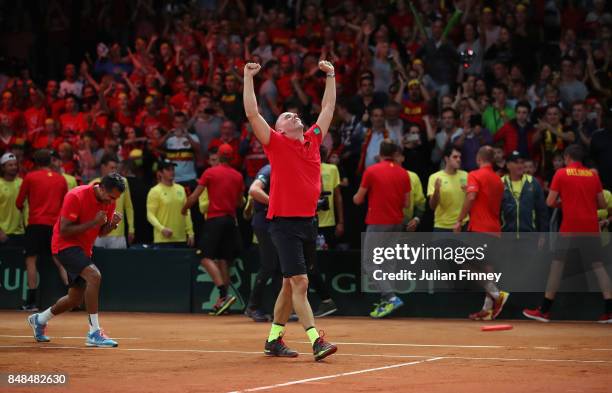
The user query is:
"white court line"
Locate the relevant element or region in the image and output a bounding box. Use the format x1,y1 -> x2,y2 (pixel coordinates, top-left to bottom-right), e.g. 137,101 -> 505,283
1,345 -> 611,364
227,357 -> 443,393
289,341 -> 503,349
0,335 -> 141,340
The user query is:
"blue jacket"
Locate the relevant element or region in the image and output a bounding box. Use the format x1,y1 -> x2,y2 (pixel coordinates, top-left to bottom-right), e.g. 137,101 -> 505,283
501,174 -> 549,233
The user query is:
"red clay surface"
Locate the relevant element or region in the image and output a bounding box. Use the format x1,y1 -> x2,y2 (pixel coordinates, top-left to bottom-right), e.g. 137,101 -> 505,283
1,311 -> 611,392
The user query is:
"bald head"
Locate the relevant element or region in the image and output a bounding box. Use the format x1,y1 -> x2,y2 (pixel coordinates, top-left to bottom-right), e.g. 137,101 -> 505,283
275,112 -> 304,138
477,146 -> 495,165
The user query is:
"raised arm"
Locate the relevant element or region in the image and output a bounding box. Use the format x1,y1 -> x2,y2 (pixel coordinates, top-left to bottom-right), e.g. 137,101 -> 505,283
316,60 -> 336,139
243,63 -> 272,145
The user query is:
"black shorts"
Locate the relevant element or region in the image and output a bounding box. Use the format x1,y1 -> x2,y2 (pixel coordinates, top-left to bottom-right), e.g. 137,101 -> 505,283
553,235 -> 604,263
54,247 -> 92,288
269,217 -> 317,278
199,215 -> 242,260
24,225 -> 53,257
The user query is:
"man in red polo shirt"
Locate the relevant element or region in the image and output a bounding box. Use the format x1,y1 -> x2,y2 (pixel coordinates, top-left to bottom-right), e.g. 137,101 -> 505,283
524,144 -> 611,323
455,146 -> 509,321
27,174 -> 125,347
183,143 -> 244,316
243,61 -> 337,361
353,141 -> 411,319
16,149 -> 68,311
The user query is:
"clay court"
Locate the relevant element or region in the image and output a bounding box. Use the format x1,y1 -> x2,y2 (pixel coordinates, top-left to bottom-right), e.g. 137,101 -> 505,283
1,311 -> 611,392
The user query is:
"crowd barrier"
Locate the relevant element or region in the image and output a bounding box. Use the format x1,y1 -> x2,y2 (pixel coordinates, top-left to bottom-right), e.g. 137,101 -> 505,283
0,247 -> 606,320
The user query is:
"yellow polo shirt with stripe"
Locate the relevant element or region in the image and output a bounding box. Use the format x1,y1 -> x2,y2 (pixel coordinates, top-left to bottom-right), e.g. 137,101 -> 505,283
318,163 -> 340,228
147,182 -> 194,243
427,170 -> 469,229
0,177 -> 25,235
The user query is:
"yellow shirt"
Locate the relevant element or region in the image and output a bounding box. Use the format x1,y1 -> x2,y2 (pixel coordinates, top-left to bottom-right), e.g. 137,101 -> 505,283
427,170 -> 469,229
510,179 -> 524,200
199,189 -> 210,217
404,171 -> 426,220
90,177 -> 134,237
318,163 -> 340,228
63,173 -> 78,190
147,182 -> 193,243
0,177 -> 25,235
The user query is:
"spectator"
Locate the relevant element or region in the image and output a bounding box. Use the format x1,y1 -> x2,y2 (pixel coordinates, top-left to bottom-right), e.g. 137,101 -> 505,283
258,60 -> 281,124
349,74 -> 388,122
58,64 -> 83,98
189,95 -> 223,164
453,113 -> 492,172
396,78 -> 429,129
482,83 -> 515,134
146,159 -> 194,247
558,57 -> 588,109
569,101 -> 597,150
208,120 -> 242,170
162,111 -> 200,187
432,108 -> 463,166
16,149 -> 68,310
494,101 -> 537,159
357,107 -> 399,172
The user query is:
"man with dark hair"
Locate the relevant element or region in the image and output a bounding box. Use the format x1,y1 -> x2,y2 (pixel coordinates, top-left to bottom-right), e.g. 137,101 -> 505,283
243,60 -> 337,361
427,145 -> 468,232
27,173 -> 126,347
147,159 -> 194,248
348,75 -> 388,122
482,83 -> 515,134
90,154 -> 134,249
524,144 -> 611,323
455,146 -> 509,320
183,143 -> 244,316
432,107 -> 463,165
259,60 -> 282,124
494,100 -> 537,158
354,141 -> 411,318
16,149 -> 69,310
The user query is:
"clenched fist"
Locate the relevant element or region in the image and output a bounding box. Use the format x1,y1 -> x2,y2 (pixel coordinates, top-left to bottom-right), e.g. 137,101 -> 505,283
318,60 -> 334,74
244,63 -> 261,77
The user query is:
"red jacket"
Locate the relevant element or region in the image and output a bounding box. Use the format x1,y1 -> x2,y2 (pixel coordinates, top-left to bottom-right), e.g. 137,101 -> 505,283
494,120 -> 537,158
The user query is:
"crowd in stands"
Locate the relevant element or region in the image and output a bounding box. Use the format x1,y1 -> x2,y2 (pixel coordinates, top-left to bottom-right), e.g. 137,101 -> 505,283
1,0 -> 611,249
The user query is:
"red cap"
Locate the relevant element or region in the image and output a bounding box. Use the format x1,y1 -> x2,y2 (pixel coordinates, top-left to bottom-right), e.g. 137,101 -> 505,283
218,143 -> 233,158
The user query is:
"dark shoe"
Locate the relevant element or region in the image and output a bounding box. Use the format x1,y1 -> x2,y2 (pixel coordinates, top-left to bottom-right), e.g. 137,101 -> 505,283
21,304 -> 39,312
313,332 -> 337,361
245,308 -> 269,322
314,300 -> 338,318
264,337 -> 298,357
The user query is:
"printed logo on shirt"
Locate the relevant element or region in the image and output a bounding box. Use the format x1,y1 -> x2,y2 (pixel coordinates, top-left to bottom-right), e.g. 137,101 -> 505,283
566,168 -> 593,177
314,127 -> 321,135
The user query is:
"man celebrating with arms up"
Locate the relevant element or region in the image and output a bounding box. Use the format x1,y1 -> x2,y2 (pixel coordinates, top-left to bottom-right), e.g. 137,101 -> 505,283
27,174 -> 125,347
243,60 -> 337,361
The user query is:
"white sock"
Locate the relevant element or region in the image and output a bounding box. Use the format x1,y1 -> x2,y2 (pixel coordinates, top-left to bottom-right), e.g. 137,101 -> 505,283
38,308 -> 55,324
482,295 -> 494,311
88,314 -> 100,333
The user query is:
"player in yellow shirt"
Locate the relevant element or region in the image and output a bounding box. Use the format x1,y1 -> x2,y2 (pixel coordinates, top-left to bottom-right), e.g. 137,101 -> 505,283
147,159 -> 194,247
0,153 -> 26,247
89,154 -> 135,248
427,145 -> 468,231
392,149 -> 426,231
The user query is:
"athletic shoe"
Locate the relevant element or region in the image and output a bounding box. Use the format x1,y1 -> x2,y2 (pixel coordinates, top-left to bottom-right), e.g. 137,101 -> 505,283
597,313 -> 612,324
244,308 -> 269,322
21,304 -> 39,312
369,297 -> 404,319
211,295 -> 236,316
86,329 -> 118,347
264,336 -> 298,357
469,309 -> 492,321
27,314 -> 50,342
314,300 -> 338,318
522,307 -> 551,322
313,331 -> 337,361
491,291 -> 510,319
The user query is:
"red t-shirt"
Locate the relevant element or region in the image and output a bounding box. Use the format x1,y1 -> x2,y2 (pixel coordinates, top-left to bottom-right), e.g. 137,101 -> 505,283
59,112 -> 87,134
51,185 -> 116,256
16,168 -> 68,226
23,106 -> 47,135
360,160 -> 411,225
550,162 -> 603,233
263,125 -> 322,219
197,164 -> 244,218
466,164 -> 504,233
400,99 -> 427,127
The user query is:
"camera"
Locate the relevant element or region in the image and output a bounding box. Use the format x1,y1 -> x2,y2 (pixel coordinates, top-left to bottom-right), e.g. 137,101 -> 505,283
317,191 -> 332,211
460,49 -> 475,69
